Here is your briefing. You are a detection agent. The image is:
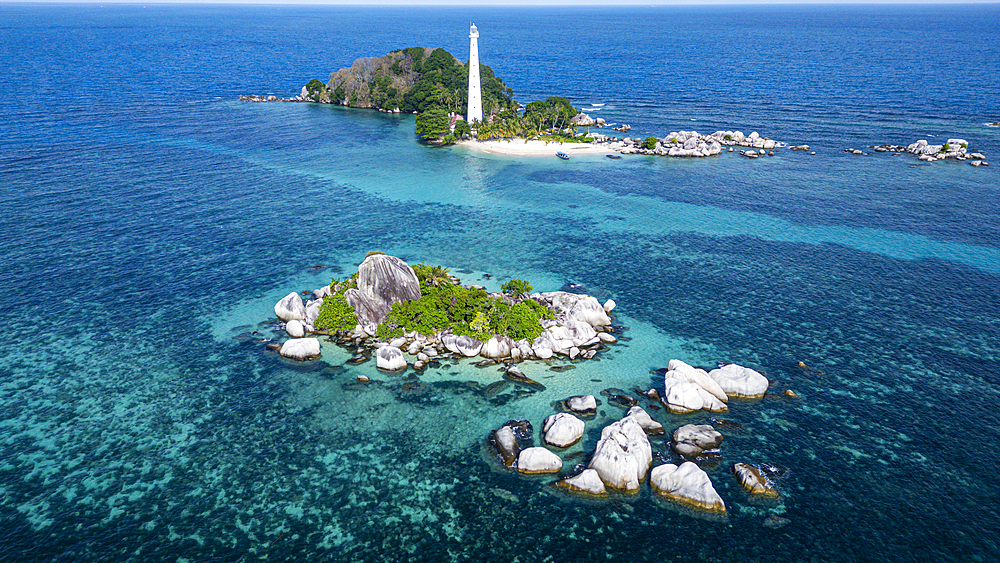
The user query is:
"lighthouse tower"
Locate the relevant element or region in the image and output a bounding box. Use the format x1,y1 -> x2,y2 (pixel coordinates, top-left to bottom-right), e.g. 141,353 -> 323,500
467,24 -> 483,124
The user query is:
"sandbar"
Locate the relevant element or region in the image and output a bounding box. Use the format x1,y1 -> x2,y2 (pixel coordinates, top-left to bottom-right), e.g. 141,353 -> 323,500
458,139 -> 614,157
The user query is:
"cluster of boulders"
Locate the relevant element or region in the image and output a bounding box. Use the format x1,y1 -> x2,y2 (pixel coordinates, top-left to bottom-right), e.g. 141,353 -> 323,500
611,130 -> 779,158
654,359 -> 769,414
852,139 -> 989,167
570,113 -> 607,128
238,94 -> 297,103
271,253 -> 619,371
490,380 -> 787,514
905,139 -> 988,166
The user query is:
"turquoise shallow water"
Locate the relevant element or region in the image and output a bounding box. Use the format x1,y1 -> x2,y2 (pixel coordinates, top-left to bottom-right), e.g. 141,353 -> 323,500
2,4 -> 1000,562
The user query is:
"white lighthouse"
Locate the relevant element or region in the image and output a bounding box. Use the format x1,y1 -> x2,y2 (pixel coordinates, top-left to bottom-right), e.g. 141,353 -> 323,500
467,23 -> 483,124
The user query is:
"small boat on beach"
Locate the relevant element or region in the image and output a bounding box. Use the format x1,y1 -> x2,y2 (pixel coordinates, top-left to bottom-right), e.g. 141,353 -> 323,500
556,152 -> 570,160
606,154 -> 622,160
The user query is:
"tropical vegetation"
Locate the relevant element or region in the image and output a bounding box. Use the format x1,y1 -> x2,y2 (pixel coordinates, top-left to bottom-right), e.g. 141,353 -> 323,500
314,263 -> 554,343
303,48 -> 587,146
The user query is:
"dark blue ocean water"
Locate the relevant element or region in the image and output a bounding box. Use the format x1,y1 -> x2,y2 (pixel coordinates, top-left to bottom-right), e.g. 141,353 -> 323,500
2,3 -> 999,562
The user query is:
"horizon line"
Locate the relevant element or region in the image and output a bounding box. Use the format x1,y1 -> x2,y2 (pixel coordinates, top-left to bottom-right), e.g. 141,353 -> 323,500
3,0 -> 999,5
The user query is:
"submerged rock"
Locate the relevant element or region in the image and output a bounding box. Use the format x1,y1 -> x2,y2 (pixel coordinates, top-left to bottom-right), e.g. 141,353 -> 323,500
279,338 -> 321,360
588,417 -> 652,492
709,363 -> 769,398
543,412 -> 585,447
503,366 -> 546,391
555,468 -> 607,496
517,447 -> 563,474
650,461 -> 726,513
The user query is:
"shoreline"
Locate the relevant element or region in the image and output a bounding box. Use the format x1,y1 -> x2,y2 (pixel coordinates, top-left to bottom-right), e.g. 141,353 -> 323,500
457,138 -> 613,157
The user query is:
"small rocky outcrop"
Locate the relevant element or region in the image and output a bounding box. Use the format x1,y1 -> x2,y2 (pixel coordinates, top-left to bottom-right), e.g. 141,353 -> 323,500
709,363 -> 769,399
517,447 -> 563,474
672,424 -> 723,457
870,138 -> 988,164
555,469 -> 607,496
543,412 -> 585,447
613,130 -> 779,158
376,345 -> 406,371
661,359 -> 729,413
279,338 -> 321,360
624,406 -> 664,435
588,417 -> 652,492
667,359 -> 728,402
733,463 -> 780,498
650,461 -> 726,513
274,291 -> 306,322
489,419 -> 533,468
564,395 -> 597,415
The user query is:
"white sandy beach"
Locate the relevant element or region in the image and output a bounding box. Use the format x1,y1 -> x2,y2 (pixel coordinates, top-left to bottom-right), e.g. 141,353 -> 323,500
458,138 -> 614,157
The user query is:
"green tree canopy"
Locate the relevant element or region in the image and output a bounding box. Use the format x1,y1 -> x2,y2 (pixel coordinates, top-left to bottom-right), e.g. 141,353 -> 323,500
415,107 -> 452,143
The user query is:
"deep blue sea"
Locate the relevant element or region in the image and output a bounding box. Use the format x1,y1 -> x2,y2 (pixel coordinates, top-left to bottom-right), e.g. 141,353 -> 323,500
2,3 -> 1000,561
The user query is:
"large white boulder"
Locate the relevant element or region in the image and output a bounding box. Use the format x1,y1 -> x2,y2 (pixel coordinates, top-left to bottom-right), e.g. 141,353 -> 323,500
481,335 -> 512,359
376,345 -> 406,371
517,447 -> 563,474
345,254 -> 421,329
672,424 -> 723,457
285,319 -> 305,338
588,417 -> 652,491
662,379 -> 727,413
556,469 -> 607,496
304,299 -> 321,326
603,299 -> 616,313
441,334 -> 483,357
543,413 -> 585,447
708,363 -> 769,399
279,338 -> 320,360
667,359 -> 728,402
625,406 -> 664,435
542,292 -> 612,328
650,461 -> 726,513
274,292 -> 306,322
533,343 -> 554,359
